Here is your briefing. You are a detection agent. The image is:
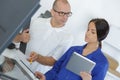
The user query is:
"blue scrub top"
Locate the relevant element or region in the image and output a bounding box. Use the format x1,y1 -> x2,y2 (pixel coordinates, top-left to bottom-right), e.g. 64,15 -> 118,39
45,45 -> 109,80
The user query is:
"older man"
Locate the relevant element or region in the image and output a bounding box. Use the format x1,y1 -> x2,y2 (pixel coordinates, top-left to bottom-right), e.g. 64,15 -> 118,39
26,0 -> 73,74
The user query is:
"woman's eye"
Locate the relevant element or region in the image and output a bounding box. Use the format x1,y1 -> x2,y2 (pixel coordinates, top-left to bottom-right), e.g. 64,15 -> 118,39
92,32 -> 95,34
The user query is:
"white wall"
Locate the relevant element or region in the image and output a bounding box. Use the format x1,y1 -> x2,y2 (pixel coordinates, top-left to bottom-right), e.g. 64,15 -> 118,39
101,0 -> 120,27
32,0 -> 120,72
67,0 -> 103,45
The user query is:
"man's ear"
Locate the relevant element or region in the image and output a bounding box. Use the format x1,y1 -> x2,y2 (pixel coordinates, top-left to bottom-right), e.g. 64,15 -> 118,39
50,9 -> 54,17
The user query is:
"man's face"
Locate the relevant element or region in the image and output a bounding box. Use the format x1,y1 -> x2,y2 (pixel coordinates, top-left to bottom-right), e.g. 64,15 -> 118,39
51,2 -> 72,27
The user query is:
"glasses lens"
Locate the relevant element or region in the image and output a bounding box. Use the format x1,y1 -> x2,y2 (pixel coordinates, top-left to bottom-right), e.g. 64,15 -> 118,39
53,8 -> 72,17
67,12 -> 72,17
60,12 -> 72,17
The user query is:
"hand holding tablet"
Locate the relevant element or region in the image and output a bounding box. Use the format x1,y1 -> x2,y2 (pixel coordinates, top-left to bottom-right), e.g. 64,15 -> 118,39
66,52 -> 96,75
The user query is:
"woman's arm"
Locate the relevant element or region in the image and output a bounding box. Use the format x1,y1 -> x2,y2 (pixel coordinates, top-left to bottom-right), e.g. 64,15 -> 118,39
45,47 -> 74,80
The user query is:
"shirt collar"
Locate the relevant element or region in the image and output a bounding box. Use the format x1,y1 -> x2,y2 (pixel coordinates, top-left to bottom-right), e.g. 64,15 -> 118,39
48,18 -> 67,32
53,26 -> 66,32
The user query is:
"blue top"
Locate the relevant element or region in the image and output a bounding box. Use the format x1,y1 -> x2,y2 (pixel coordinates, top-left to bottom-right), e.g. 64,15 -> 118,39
45,45 -> 109,80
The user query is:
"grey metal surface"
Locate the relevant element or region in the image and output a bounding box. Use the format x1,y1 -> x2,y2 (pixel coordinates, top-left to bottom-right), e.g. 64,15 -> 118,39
0,0 -> 40,54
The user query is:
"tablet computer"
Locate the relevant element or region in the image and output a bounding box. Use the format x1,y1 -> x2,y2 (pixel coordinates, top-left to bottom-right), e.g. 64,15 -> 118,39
66,52 -> 96,75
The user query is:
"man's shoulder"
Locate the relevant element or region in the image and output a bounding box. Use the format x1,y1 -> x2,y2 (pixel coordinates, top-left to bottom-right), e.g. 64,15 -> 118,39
29,18 -> 51,31
31,17 -> 51,25
34,17 -> 51,22
61,29 -> 73,38
59,30 -> 72,38
60,32 -> 73,43
30,18 -> 51,28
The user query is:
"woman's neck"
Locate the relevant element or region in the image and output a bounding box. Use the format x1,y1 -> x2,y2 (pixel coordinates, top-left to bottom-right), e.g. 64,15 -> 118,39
82,42 -> 99,56
86,42 -> 99,49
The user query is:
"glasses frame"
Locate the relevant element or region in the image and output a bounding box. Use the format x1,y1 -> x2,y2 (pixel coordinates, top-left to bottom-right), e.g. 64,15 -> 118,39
53,8 -> 72,17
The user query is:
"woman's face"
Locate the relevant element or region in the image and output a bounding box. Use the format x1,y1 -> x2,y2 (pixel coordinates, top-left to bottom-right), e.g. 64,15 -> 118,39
85,22 -> 98,43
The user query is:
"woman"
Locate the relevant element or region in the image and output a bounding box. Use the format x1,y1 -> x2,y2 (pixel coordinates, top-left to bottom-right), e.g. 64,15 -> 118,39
35,18 -> 110,80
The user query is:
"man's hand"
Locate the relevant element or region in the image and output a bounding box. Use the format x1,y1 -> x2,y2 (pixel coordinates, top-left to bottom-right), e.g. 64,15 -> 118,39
13,29 -> 30,43
20,29 -> 30,43
27,51 -> 39,63
27,51 -> 55,66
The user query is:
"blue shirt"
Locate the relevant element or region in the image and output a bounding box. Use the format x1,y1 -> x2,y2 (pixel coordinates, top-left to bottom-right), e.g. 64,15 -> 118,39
45,45 -> 109,80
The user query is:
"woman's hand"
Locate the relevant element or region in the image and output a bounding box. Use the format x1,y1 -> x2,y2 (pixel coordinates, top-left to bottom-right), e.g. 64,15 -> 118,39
34,71 -> 46,80
80,72 -> 92,80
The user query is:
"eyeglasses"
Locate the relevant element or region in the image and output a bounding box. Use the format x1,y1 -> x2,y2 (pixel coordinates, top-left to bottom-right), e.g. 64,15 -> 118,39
53,8 -> 72,17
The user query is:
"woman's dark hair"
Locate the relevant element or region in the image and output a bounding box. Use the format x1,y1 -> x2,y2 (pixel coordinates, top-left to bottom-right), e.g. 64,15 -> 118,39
89,18 -> 110,48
